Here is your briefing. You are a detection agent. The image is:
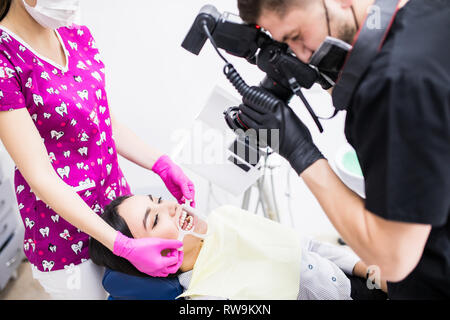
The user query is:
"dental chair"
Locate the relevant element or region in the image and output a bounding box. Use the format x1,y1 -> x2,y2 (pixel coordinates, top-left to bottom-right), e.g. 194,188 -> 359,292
102,268 -> 183,300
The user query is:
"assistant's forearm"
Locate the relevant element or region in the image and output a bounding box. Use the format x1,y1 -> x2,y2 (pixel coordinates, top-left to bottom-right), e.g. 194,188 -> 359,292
30,170 -> 117,251
0,110 -> 118,252
111,115 -> 162,170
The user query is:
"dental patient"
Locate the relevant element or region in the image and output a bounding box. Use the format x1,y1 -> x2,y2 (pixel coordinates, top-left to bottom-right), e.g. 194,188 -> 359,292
89,195 -> 387,300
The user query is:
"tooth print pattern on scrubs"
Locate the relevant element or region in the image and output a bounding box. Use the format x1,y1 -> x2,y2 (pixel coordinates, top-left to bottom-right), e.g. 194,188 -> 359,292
0,25 -> 131,272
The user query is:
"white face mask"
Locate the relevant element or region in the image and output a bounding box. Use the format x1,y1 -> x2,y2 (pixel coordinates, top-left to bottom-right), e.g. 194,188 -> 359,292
23,0 -> 81,30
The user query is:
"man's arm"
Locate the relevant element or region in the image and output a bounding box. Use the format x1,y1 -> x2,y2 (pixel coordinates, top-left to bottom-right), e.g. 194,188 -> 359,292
237,74 -> 441,284
301,159 -> 431,282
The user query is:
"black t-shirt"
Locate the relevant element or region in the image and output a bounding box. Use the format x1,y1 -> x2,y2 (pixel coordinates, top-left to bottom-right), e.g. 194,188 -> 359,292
345,0 -> 450,299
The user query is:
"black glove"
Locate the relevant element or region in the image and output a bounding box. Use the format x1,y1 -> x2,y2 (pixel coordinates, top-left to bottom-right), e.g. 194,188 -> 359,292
237,87 -> 325,175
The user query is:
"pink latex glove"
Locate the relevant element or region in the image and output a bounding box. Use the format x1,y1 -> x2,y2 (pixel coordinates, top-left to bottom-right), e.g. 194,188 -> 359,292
152,155 -> 196,207
113,231 -> 184,277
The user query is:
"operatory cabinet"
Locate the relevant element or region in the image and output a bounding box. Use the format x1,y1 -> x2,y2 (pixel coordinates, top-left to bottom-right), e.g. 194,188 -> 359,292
0,149 -> 25,292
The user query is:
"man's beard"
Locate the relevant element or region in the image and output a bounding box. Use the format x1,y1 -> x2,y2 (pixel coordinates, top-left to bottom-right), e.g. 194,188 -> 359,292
337,22 -> 358,45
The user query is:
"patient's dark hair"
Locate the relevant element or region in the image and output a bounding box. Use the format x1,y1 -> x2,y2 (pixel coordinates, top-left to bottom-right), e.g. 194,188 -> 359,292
89,195 -> 180,278
0,0 -> 11,22
89,195 -> 145,277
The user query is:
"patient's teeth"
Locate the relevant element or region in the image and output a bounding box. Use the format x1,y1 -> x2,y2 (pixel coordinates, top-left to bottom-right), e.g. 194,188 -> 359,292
185,216 -> 193,231
180,211 -> 187,228
179,212 -> 195,231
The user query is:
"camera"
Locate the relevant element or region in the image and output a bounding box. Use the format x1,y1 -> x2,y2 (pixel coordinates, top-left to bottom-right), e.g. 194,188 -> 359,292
182,5 -> 331,134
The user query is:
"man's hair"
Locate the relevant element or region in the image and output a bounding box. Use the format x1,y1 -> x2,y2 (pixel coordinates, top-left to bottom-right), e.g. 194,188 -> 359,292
237,0 -> 310,24
89,195 -> 180,278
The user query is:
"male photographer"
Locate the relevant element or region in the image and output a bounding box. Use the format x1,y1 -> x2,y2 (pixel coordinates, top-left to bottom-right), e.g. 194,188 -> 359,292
236,0 -> 449,299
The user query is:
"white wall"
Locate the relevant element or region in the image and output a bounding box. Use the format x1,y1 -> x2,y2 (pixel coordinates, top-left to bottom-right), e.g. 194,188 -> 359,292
1,0 -> 352,242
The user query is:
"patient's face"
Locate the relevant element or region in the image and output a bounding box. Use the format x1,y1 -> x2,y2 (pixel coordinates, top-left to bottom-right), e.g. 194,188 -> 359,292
117,195 -> 206,269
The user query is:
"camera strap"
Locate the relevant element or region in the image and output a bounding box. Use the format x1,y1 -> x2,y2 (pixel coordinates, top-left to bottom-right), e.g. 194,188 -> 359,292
332,0 -> 402,110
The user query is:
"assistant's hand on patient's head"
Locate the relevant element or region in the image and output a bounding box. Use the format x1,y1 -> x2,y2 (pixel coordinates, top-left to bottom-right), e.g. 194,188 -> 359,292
152,155 -> 196,207
109,194 -> 204,275
113,232 -> 184,277
91,194 -> 204,277
90,195 -> 187,277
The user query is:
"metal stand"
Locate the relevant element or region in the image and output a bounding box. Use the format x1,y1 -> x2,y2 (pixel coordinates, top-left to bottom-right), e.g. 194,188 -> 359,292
241,187 -> 252,211
241,153 -> 280,222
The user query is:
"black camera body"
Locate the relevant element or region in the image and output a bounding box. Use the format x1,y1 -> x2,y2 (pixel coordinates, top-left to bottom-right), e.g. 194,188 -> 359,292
182,5 -> 329,169
182,5 -> 330,133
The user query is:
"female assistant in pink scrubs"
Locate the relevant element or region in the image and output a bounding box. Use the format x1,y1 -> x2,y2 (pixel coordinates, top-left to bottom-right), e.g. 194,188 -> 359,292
0,0 -> 191,299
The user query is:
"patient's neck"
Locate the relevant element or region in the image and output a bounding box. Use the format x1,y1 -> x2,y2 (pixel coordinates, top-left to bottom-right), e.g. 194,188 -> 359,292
180,239 -> 204,272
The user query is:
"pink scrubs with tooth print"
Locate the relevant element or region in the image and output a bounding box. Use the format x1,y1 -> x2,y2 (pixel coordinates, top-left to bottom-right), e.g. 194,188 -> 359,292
0,24 -> 131,272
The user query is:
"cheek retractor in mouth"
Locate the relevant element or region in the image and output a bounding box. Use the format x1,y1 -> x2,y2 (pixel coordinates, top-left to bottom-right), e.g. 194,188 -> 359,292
179,210 -> 194,231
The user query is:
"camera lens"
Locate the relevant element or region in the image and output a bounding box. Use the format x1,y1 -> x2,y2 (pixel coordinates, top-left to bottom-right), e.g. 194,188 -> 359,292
224,107 -> 246,131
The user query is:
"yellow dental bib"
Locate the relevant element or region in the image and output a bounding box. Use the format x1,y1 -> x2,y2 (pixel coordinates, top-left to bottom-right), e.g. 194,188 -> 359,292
178,205 -> 302,300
